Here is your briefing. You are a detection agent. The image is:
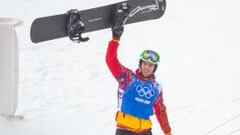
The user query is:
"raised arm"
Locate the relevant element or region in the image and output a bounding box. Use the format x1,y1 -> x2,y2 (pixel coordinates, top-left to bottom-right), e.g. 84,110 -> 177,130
105,40 -> 123,79
105,3 -> 132,82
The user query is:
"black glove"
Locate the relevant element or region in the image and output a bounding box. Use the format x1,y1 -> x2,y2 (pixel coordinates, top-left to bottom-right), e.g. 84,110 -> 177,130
111,3 -> 131,39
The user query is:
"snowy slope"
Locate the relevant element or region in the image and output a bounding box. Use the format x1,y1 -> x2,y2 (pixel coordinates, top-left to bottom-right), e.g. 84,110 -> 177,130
1,0 -> 240,135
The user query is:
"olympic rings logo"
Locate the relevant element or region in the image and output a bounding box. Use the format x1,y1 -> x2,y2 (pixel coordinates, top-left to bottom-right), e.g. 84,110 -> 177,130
136,85 -> 155,99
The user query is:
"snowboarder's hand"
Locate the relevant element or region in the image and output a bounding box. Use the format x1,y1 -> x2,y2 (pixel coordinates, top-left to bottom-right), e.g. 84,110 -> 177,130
112,27 -> 123,41
111,3 -> 131,40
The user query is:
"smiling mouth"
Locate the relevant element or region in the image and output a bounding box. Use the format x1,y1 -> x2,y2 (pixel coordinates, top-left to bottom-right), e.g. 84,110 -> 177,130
143,70 -> 150,74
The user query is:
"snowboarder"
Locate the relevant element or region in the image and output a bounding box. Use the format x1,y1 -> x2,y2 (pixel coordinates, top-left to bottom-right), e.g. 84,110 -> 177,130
105,3 -> 172,135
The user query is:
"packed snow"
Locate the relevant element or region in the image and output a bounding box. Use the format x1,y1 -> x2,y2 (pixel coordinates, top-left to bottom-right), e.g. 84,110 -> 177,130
1,0 -> 240,135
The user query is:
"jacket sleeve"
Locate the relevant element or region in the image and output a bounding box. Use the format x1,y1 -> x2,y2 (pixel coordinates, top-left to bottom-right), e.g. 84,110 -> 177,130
154,92 -> 172,134
105,40 -> 132,87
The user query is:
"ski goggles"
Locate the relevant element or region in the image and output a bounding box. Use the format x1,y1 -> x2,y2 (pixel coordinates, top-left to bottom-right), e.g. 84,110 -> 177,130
140,50 -> 160,64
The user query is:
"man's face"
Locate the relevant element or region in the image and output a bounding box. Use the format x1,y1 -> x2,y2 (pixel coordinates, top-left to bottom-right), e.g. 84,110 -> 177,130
140,61 -> 156,77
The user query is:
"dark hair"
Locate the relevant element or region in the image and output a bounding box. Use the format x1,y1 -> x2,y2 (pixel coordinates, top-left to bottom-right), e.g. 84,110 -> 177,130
139,59 -> 158,73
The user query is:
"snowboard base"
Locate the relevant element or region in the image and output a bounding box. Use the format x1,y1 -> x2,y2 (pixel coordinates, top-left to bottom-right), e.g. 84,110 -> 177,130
30,0 -> 166,43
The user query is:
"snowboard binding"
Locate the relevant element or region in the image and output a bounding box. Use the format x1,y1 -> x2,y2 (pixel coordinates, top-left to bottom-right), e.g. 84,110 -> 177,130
66,9 -> 89,43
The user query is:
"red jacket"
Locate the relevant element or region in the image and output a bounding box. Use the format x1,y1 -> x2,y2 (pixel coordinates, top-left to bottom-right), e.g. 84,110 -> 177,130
105,40 -> 171,133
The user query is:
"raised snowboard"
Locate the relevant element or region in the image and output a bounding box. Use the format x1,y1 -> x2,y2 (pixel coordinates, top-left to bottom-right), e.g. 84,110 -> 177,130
30,0 -> 166,43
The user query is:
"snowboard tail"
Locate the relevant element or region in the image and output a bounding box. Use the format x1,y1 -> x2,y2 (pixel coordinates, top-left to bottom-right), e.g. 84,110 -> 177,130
30,0 -> 166,43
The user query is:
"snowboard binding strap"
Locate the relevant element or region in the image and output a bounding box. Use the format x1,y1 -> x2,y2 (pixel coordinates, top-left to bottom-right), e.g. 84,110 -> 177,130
66,9 -> 89,43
